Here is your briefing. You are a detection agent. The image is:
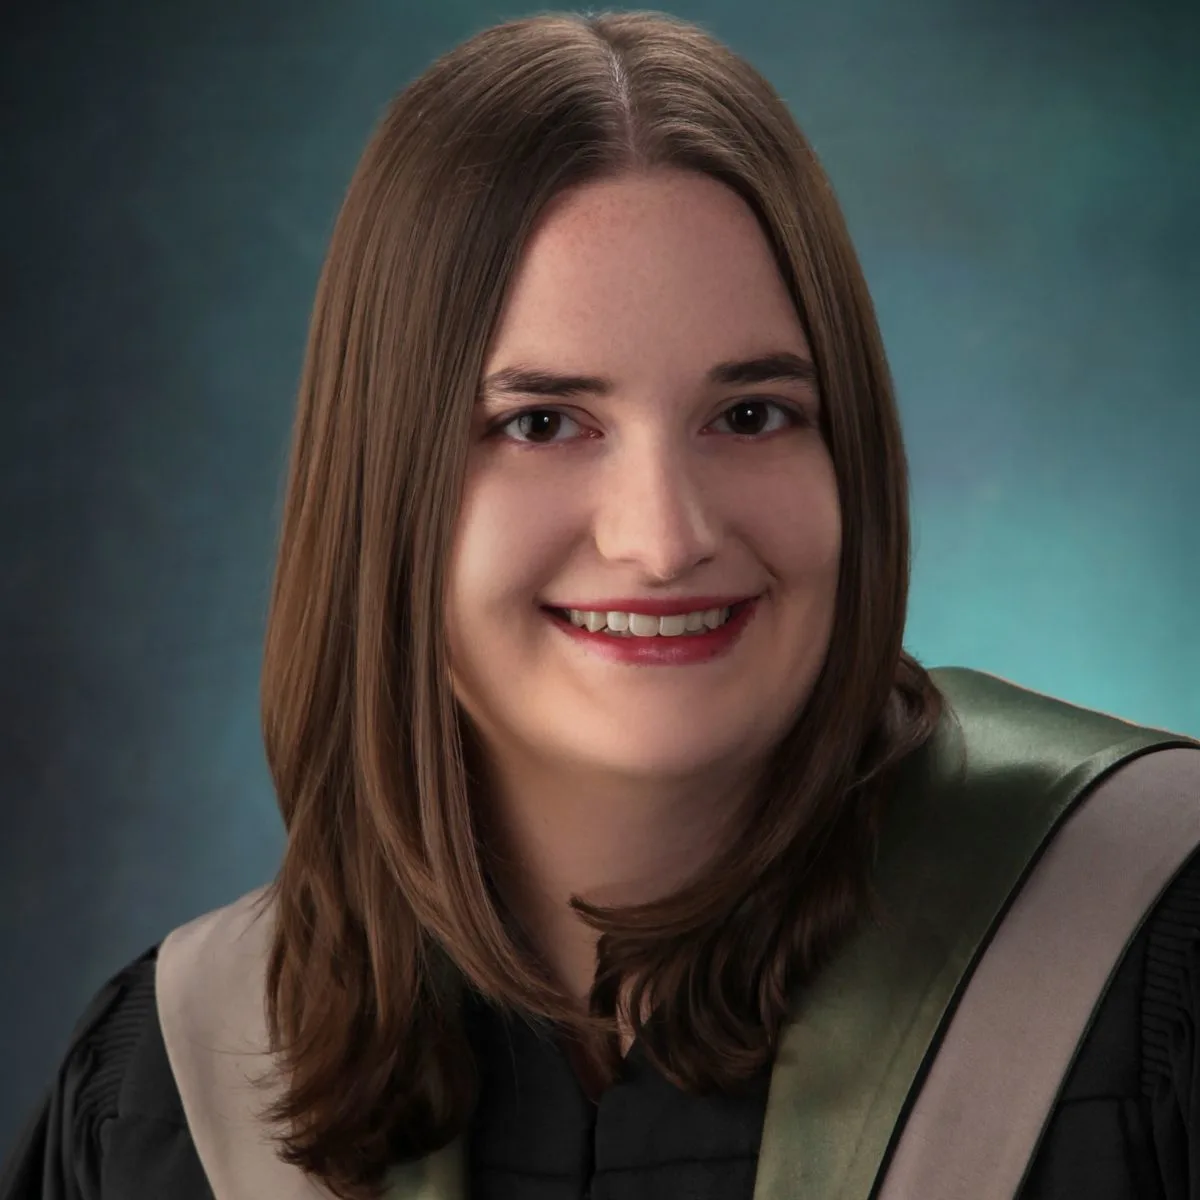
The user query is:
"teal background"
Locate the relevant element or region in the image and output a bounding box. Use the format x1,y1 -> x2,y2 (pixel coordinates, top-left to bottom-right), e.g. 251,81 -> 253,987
1,0 -> 1196,1158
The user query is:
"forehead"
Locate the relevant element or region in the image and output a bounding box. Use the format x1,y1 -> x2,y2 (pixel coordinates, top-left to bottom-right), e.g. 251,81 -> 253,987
484,169 -> 811,378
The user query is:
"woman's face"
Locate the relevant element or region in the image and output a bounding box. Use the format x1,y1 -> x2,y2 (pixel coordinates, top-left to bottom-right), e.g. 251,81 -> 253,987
446,168 -> 842,787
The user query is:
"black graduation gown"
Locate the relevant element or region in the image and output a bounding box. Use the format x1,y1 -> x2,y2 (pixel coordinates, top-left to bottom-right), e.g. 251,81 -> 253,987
5,845 -> 1200,1200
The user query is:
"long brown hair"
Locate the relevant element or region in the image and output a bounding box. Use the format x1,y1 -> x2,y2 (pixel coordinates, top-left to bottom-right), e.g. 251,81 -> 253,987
258,9 -> 943,1198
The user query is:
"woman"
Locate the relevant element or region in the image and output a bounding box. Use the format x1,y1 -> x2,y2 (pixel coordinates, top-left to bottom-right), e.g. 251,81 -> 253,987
4,9 -> 1199,1200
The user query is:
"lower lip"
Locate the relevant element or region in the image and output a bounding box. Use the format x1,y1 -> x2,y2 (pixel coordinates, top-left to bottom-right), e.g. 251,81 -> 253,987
541,598 -> 760,666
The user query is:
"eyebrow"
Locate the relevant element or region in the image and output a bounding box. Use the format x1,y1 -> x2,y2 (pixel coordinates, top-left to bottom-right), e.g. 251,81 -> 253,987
477,350 -> 817,403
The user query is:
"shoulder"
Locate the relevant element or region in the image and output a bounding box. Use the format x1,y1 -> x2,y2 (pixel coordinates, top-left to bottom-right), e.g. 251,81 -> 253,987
1141,834 -> 1200,1096
1019,844 -> 1200,1198
61,945 -> 184,1130
0,945 -> 204,1200
1058,840 -> 1200,1103
61,888 -> 274,1199
0,888 -> 274,1200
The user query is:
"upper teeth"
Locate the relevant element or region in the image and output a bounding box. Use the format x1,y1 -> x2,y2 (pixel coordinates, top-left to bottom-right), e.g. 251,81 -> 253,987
567,607 -> 731,637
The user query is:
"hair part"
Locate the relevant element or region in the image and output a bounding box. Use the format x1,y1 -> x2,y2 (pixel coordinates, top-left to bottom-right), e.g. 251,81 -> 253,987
257,9 -> 944,1198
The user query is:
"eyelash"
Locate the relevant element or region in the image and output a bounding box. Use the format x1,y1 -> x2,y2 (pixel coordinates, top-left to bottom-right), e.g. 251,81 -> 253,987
485,398 -> 811,447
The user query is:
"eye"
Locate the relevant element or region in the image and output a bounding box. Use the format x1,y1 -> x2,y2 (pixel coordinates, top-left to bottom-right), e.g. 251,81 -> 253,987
486,397 -> 810,446
708,399 -> 808,437
489,408 -> 587,445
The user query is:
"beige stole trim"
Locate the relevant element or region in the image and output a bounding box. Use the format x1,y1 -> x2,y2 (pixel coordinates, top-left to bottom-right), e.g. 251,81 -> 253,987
156,889 -> 465,1199
157,749 -> 1200,1199
155,887 -> 335,1198
877,746 -> 1200,1199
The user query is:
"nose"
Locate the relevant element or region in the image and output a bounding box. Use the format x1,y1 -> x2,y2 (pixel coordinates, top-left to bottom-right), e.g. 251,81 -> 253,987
591,438 -> 719,583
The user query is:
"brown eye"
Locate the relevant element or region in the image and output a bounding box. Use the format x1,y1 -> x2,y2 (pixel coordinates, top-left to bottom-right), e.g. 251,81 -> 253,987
712,399 -> 802,437
727,401 -> 770,435
492,408 -> 585,444
515,411 -> 562,442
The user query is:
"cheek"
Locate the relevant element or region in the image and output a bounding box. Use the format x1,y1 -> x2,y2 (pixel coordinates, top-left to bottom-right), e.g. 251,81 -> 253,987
740,459 -> 842,580
447,465 -> 579,618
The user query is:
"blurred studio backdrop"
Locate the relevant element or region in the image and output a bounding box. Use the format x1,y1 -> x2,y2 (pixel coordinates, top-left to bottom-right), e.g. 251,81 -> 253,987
1,0 -> 1197,1160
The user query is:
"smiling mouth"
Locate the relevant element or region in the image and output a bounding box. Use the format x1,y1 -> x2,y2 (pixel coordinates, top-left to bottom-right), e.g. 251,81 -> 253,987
541,599 -> 753,638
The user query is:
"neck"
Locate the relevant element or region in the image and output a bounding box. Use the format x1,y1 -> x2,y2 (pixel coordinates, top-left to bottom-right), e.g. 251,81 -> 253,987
476,749 -> 751,1006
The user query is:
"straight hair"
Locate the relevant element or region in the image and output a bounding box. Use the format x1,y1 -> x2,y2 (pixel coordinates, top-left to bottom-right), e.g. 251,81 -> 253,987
258,9 -> 944,1198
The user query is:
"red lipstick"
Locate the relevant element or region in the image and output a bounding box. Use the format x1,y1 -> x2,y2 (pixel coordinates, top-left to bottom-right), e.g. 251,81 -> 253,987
540,597 -> 760,666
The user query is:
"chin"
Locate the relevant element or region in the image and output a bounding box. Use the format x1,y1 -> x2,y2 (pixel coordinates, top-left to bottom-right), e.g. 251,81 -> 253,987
556,725 -> 759,782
